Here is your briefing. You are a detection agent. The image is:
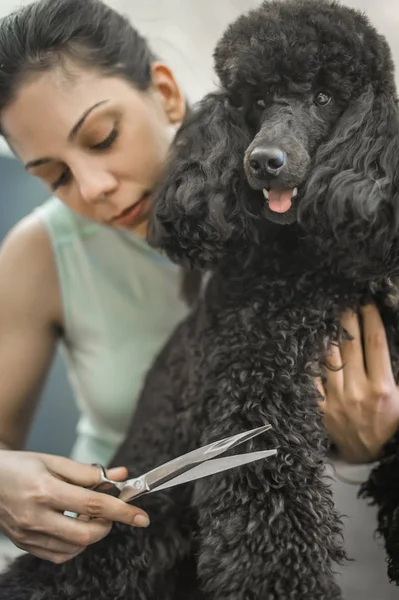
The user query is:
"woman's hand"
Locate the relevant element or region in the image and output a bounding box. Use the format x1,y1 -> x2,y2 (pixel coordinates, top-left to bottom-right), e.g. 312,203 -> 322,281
317,304 -> 399,463
0,451 -> 150,563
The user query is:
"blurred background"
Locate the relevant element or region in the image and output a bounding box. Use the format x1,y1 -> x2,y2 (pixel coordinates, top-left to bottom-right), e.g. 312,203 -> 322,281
0,0 -> 398,457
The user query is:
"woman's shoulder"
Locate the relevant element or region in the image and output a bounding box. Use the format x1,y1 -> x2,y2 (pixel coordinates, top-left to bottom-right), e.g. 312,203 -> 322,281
2,210 -> 54,265
0,211 -> 63,325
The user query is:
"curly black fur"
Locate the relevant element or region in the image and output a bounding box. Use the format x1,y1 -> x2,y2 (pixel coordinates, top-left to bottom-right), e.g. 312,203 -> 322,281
1,0 -> 399,598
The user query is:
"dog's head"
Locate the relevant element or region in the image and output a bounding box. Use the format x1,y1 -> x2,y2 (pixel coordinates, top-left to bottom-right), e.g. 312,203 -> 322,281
149,0 -> 399,274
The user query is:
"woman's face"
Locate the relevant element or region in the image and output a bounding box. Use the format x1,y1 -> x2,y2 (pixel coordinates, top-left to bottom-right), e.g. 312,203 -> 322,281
1,62 -> 185,237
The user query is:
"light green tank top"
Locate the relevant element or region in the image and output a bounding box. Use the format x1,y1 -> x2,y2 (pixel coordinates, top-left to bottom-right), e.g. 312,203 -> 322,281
35,198 -> 189,467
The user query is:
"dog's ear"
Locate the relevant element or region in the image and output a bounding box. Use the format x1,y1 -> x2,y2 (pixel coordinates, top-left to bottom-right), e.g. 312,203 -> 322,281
147,93 -> 252,268
299,86 -> 399,281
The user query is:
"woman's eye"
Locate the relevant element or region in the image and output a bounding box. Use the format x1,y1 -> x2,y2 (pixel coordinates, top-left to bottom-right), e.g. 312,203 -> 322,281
255,98 -> 266,109
51,168 -> 72,191
314,91 -> 332,107
91,128 -> 119,150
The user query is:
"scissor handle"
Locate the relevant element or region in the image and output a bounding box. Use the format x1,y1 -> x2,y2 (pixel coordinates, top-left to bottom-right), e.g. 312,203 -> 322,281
91,464 -> 148,500
90,464 -> 124,492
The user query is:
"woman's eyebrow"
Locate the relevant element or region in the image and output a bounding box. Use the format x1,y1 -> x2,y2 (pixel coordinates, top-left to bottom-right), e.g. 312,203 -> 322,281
24,99 -> 110,170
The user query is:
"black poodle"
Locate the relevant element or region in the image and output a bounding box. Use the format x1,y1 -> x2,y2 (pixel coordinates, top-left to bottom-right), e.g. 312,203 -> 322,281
1,0 -> 399,598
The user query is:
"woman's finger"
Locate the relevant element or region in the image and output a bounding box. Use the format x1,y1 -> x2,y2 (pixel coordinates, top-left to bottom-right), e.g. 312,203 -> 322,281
33,509 -> 113,548
48,478 -> 150,528
339,309 -> 367,386
20,546 -> 82,565
15,531 -> 83,557
39,454 -> 128,488
361,304 -> 395,385
324,343 -> 344,396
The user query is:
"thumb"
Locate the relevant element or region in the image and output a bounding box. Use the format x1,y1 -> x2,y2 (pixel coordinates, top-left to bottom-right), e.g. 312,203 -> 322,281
106,466 -> 128,481
314,377 -> 327,414
314,377 -> 326,401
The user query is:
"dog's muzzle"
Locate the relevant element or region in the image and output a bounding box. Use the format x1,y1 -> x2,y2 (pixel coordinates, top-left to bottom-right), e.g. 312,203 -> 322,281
244,147 -> 301,225
244,140 -> 309,225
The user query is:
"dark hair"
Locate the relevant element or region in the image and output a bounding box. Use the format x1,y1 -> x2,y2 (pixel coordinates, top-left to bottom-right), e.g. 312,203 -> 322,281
0,0 -> 156,126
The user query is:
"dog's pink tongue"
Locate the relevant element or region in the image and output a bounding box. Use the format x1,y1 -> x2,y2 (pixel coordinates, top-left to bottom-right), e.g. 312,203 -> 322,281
267,189 -> 293,213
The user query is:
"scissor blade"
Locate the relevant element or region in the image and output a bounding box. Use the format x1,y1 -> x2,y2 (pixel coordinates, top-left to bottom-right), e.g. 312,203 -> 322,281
149,449 -> 277,493
119,425 -> 272,503
142,424 -> 272,492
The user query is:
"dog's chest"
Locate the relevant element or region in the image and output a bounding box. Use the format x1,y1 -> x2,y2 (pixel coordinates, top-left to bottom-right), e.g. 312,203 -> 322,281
196,252 -> 399,392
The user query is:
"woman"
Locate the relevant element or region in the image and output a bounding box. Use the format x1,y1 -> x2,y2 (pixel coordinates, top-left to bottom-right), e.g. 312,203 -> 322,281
0,0 -> 189,564
0,0 -> 398,592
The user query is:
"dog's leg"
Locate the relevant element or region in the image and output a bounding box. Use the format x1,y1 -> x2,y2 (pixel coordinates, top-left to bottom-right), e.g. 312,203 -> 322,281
0,321 -> 201,600
193,376 -> 344,600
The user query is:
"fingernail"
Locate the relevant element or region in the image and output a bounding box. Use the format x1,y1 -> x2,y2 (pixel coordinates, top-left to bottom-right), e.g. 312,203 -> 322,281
133,514 -> 150,528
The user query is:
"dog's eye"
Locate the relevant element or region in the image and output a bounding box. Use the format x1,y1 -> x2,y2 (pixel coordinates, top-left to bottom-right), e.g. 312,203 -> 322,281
255,98 -> 266,109
224,95 -> 243,110
314,91 -> 332,107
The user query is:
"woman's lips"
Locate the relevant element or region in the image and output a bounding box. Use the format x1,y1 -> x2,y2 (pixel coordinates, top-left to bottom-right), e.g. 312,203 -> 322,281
111,194 -> 150,227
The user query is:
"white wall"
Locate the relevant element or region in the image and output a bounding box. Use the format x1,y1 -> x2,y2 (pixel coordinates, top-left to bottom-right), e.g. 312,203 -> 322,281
0,0 -> 399,156
0,0 -> 260,103
1,0 -> 399,101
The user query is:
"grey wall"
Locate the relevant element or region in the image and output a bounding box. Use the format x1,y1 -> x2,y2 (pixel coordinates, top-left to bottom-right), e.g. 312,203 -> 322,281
0,155 -> 78,456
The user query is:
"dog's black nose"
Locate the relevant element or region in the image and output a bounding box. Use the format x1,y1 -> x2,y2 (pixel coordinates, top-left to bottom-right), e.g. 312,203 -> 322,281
248,147 -> 286,178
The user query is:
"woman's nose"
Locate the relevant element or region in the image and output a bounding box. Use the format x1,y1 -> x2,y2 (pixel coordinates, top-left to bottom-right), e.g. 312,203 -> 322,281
78,169 -> 118,205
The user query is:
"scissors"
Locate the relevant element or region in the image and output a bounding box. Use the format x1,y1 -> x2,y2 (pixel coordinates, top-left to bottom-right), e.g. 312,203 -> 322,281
92,424 -> 277,503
